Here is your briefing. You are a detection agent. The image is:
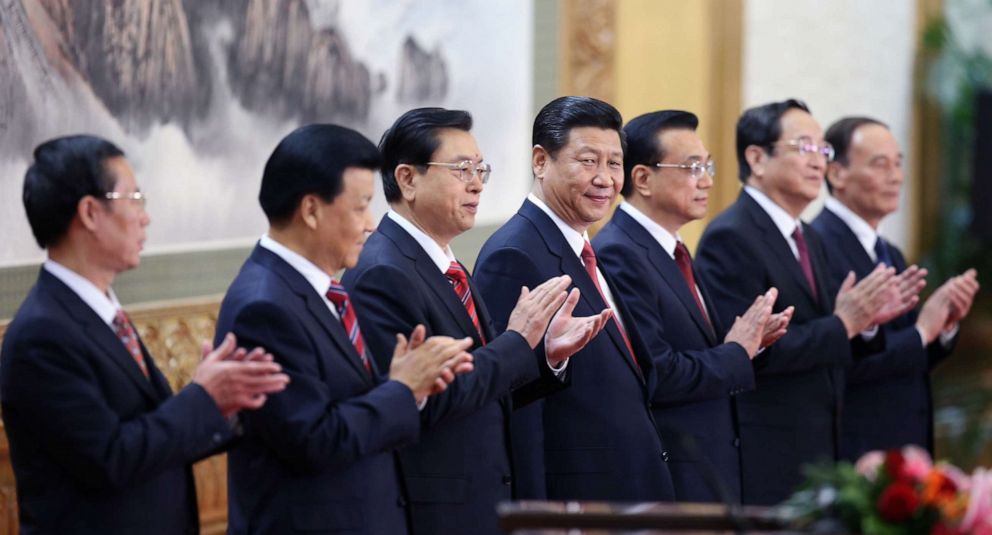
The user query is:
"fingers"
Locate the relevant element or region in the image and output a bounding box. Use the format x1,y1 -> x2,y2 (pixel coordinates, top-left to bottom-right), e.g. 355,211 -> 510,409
392,332 -> 409,361
200,339 -> 213,360
408,324 -> 426,350
552,288 -> 581,322
837,271 -> 857,297
205,333 -> 237,362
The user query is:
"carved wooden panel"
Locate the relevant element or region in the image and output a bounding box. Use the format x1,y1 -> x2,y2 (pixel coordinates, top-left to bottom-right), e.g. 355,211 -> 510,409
0,296 -> 228,533
559,0 -> 617,101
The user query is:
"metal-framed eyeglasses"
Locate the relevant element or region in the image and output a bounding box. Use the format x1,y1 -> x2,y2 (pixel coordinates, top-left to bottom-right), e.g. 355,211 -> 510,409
425,160 -> 492,184
104,191 -> 147,207
772,138 -> 836,162
654,159 -> 716,180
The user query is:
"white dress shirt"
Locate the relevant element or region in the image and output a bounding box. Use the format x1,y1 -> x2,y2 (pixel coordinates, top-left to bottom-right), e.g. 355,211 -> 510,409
744,185 -> 804,260
43,259 -> 122,327
259,235 -> 339,320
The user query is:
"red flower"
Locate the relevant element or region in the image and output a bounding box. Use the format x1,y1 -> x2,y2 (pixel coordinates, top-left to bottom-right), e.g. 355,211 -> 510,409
931,521 -> 963,535
878,481 -> 920,522
886,449 -> 909,481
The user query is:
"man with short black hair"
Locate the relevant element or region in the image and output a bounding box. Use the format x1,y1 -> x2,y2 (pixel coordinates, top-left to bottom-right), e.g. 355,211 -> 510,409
474,96 -> 676,501
695,100 -> 921,504
1,134 -> 289,534
594,109 -> 792,503
812,116 -> 979,459
215,124 -> 477,534
344,107 -> 608,534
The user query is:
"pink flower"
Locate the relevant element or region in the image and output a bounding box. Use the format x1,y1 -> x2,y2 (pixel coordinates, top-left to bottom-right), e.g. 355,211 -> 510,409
961,468 -> 992,534
902,445 -> 934,482
937,461 -> 972,492
857,450 -> 886,481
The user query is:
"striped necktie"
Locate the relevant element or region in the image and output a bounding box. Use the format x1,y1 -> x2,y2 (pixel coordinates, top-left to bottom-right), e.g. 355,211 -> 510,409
445,261 -> 485,343
112,310 -> 149,378
326,281 -> 372,375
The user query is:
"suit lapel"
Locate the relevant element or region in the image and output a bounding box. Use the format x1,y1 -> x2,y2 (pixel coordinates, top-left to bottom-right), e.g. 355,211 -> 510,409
253,247 -> 374,386
378,217 -> 485,346
41,271 -> 162,402
614,210 -> 716,344
802,223 -> 837,313
740,193 -> 820,308
519,201 -> 645,383
820,208 -> 875,278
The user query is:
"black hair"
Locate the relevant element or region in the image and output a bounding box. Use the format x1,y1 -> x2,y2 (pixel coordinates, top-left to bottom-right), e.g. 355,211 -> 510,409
378,108 -> 473,203
532,96 -> 626,158
735,99 -> 810,182
259,124 -> 381,225
823,116 -> 888,193
621,110 -> 699,196
23,134 -> 125,248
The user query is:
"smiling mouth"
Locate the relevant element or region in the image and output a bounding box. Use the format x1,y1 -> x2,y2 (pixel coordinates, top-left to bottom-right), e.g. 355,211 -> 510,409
585,193 -> 611,204
463,203 -> 479,213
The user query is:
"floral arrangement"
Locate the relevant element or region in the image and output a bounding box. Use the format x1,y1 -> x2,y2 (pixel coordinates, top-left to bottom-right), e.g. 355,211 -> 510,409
783,446 -> 992,534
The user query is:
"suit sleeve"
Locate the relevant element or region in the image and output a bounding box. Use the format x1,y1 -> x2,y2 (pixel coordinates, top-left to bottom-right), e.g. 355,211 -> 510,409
229,300 -> 420,475
0,319 -> 230,493
696,226 -> 851,375
345,262 -> 539,429
847,326 -> 929,384
596,242 -> 754,405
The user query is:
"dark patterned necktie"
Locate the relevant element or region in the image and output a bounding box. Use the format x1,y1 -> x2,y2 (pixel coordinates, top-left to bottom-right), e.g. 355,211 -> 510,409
874,236 -> 893,267
445,261 -> 485,344
112,310 -> 149,378
674,241 -> 713,327
326,281 -> 372,375
791,225 -> 819,302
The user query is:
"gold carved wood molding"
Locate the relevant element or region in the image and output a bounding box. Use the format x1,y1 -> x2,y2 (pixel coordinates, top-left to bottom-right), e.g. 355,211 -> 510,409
559,0 -> 617,100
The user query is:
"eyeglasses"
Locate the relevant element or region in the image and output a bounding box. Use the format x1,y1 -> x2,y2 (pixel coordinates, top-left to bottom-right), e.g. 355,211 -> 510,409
104,191 -> 147,207
773,139 -> 836,162
425,160 -> 492,184
654,160 -> 716,180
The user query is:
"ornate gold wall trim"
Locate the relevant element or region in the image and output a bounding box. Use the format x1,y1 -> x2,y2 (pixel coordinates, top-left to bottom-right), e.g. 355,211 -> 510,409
558,0 -> 617,100
706,0 -> 744,218
911,0 -> 944,261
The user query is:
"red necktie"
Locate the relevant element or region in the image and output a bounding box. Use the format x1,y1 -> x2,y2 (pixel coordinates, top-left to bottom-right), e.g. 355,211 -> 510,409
326,281 -> 372,375
674,241 -> 712,328
580,241 -> 638,366
791,226 -> 819,302
445,262 -> 486,344
112,310 -> 149,378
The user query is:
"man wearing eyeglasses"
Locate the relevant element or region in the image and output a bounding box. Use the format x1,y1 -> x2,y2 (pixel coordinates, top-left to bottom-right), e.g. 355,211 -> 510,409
0,135 -> 289,534
693,100 -> 921,505
810,116 -> 979,460
592,110 -> 793,504
343,107 -> 609,535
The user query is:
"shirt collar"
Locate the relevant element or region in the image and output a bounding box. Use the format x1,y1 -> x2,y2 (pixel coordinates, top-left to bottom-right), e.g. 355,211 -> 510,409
825,196 -> 880,260
43,259 -> 121,326
259,234 -> 333,297
744,185 -> 804,239
618,201 -> 680,258
386,210 -> 456,273
527,193 -> 588,258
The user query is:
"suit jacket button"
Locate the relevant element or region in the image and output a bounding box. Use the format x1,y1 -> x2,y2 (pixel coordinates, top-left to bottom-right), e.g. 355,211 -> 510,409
397,496 -> 408,508
733,437 -> 741,448
662,450 -> 670,462
212,432 -> 223,444
502,475 -> 512,485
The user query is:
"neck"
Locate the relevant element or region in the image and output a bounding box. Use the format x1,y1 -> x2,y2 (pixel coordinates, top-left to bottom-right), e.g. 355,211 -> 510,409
391,204 -> 452,249
268,225 -> 343,275
626,196 -> 684,236
748,179 -> 806,219
47,243 -> 114,295
532,183 -> 589,234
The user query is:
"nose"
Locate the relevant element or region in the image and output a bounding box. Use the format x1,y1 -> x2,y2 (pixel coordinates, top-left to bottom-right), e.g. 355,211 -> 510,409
468,171 -> 484,193
362,207 -> 375,233
698,172 -> 714,190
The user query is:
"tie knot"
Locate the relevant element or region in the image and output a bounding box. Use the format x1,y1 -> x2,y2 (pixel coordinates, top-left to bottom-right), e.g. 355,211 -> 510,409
445,261 -> 467,283
581,240 -> 596,262
675,241 -> 690,261
325,280 -> 349,308
113,309 -> 129,328
791,224 -> 805,242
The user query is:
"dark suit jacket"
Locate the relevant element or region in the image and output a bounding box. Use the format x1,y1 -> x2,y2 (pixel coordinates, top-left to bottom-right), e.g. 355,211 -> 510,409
473,199 -> 675,501
342,215 -> 563,535
0,269 -> 230,534
215,246 -> 421,534
593,208 -> 754,503
695,192 -> 852,505
811,207 -> 955,459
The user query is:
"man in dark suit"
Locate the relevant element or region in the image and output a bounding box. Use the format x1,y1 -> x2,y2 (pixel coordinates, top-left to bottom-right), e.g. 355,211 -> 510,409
215,124 -> 479,534
473,96 -> 677,501
343,107 -> 609,534
811,116 -> 979,459
0,135 -> 289,534
694,100 -> 918,505
593,110 -> 793,503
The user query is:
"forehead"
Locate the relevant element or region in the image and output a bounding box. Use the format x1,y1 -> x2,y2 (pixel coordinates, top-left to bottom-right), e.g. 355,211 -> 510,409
777,108 -> 822,141
104,156 -> 137,191
657,128 -> 707,160
850,123 -> 900,155
562,126 -> 623,154
432,128 -> 480,158
340,167 -> 376,197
